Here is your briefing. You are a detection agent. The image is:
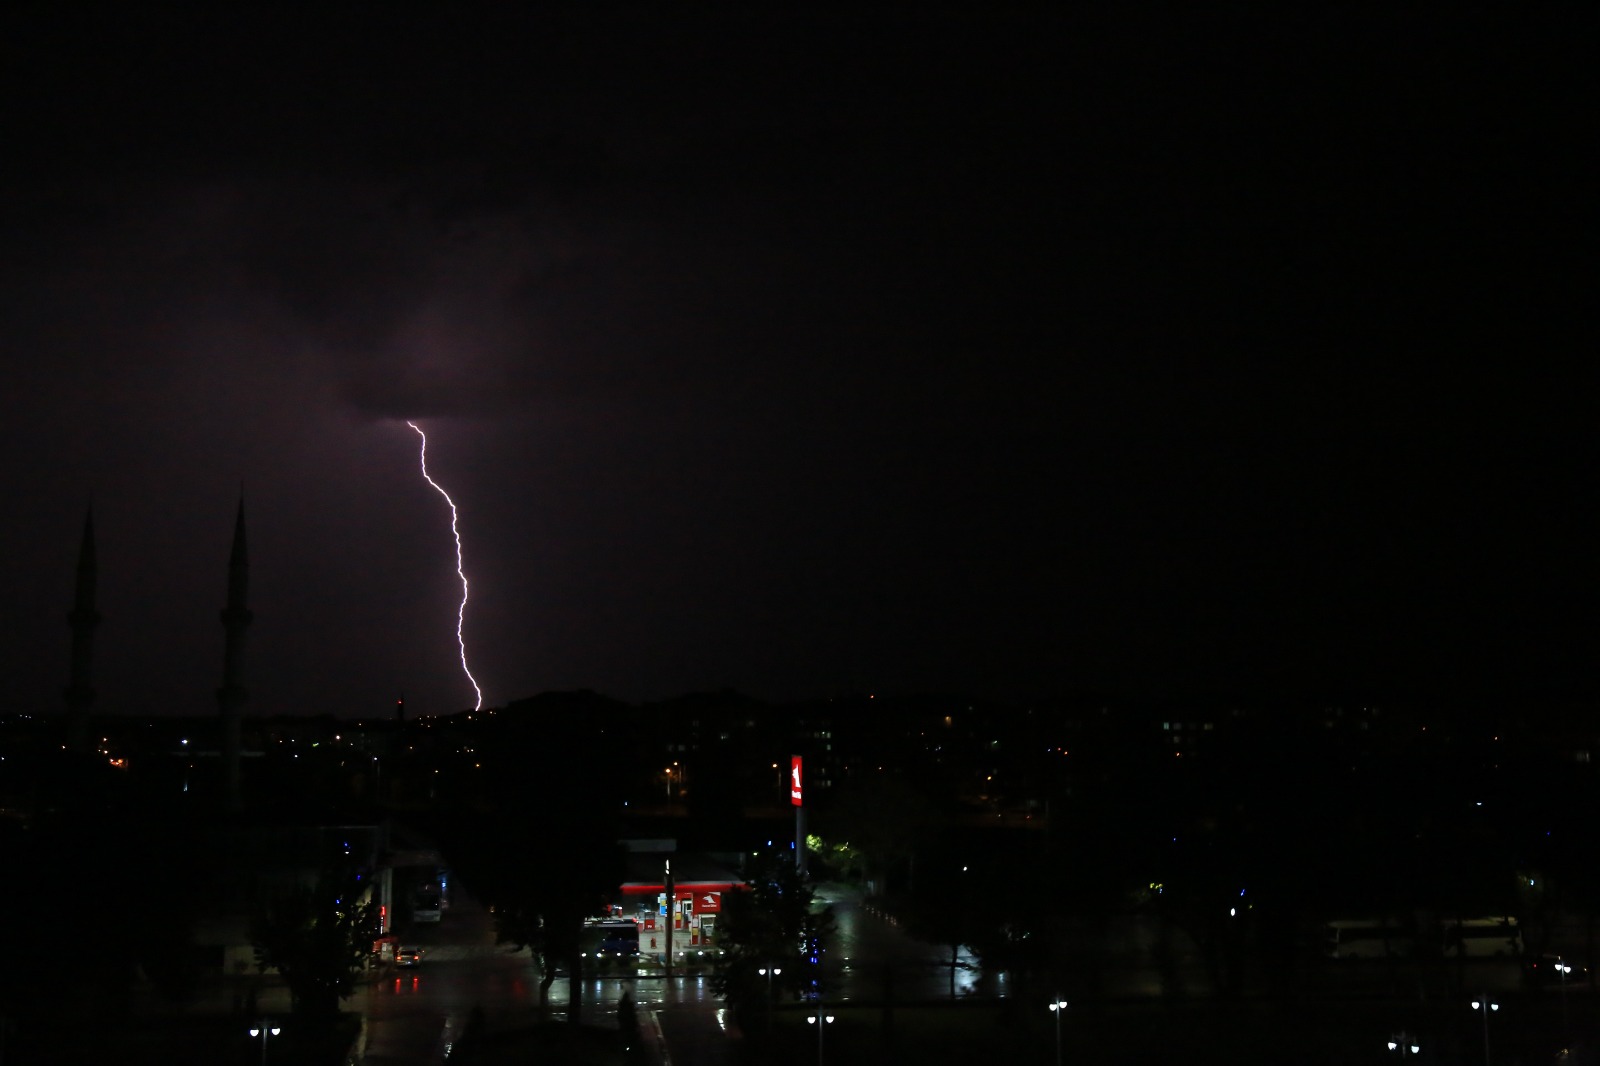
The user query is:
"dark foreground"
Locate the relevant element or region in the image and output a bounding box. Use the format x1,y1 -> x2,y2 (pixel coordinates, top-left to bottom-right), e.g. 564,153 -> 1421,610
732,994 -> 1596,1066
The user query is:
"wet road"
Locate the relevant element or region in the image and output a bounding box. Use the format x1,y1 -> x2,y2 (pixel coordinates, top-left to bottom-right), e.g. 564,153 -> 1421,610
327,884 -> 1556,1064
351,896 -> 736,1064
813,881 -> 1005,1002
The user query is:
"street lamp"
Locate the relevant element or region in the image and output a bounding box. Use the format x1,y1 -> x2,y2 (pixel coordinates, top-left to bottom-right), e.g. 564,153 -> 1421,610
758,965 -> 782,1033
248,1019 -> 283,1066
1554,954 -> 1573,1042
1386,1031 -> 1421,1057
806,1010 -> 834,1065
1047,997 -> 1068,1066
1470,996 -> 1500,1066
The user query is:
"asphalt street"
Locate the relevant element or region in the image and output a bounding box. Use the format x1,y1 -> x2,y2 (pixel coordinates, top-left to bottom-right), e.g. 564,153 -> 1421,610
365,881 -> 1551,1032
110,881 -> 1577,1065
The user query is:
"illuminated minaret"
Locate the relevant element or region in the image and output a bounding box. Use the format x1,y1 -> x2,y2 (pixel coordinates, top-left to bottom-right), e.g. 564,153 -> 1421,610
63,508 -> 100,751
217,499 -> 252,808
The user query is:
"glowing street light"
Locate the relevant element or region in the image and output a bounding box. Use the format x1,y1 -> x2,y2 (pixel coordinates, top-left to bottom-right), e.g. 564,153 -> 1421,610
248,1019 -> 283,1066
1386,1031 -> 1421,1057
1553,953 -> 1574,1043
1470,996 -> 1500,1066
758,965 -> 783,1032
1047,997 -> 1068,1066
807,1010 -> 835,1065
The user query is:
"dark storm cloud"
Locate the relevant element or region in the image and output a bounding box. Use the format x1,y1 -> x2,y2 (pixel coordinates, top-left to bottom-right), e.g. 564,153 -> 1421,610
234,179 -> 560,418
0,6 -> 1591,716
0,166 -> 755,424
227,178 -> 861,423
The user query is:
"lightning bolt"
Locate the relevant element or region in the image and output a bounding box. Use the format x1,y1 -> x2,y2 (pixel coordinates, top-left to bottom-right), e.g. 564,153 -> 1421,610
407,421 -> 484,711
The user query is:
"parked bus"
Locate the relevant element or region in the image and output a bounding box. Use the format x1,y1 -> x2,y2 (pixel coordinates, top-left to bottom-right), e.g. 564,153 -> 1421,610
413,887 -> 442,923
581,919 -> 640,960
1322,918 -> 1415,959
1442,917 -> 1522,959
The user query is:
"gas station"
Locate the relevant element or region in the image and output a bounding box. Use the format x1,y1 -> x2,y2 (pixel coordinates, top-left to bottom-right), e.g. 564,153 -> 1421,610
615,841 -> 744,961
600,754 -> 805,968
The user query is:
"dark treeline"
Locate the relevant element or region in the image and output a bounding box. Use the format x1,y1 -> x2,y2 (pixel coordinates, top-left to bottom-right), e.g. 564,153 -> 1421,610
810,695 -> 1600,1007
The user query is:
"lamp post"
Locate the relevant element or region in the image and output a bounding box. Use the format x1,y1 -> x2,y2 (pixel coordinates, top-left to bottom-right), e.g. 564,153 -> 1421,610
1555,954 -> 1573,1042
1470,996 -> 1499,1066
1047,997 -> 1067,1066
248,1019 -> 282,1066
758,965 -> 782,1033
1386,1032 -> 1421,1058
807,1010 -> 834,1065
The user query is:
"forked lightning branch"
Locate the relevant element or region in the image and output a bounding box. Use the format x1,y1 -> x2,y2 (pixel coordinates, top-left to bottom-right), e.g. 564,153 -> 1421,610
407,421 -> 484,711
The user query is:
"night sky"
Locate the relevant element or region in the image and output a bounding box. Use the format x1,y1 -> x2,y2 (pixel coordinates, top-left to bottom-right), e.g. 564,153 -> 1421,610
1,9 -> 1591,719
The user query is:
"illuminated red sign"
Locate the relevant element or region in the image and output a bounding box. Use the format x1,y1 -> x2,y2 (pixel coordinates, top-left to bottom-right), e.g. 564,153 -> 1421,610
696,892 -> 722,914
790,755 -> 803,806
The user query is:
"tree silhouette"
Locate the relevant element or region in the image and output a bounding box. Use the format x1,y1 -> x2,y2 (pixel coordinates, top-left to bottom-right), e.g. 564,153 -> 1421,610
440,698 -> 625,1023
713,850 -> 836,1022
250,868 -> 379,1017
819,773 -> 938,896
903,859 -> 1002,998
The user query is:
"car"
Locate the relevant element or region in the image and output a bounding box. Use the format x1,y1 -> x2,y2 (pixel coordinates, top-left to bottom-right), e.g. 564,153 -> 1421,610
396,946 -> 424,968
1526,954 -> 1587,987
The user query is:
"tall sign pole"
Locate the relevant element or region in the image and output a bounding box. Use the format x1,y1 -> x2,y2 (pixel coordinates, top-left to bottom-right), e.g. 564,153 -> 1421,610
792,756 -> 806,876
663,858 -> 674,979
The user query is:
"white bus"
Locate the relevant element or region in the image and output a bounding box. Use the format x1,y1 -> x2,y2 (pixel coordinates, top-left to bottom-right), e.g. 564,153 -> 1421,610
1442,917 -> 1522,959
1322,918 -> 1415,959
